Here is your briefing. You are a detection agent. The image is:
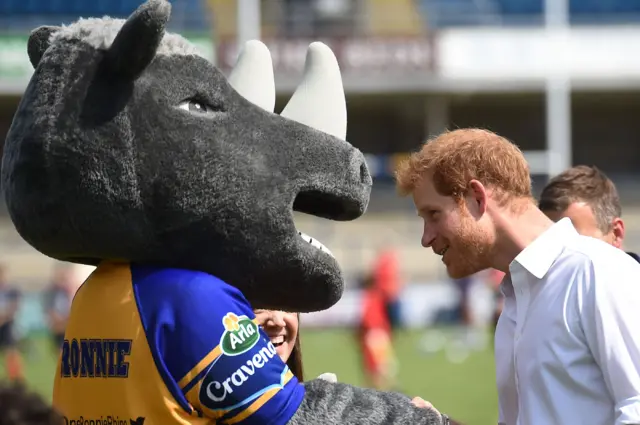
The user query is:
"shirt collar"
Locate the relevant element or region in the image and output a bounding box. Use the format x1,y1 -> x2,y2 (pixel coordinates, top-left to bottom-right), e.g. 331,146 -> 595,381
510,217 -> 578,280
627,251 -> 640,263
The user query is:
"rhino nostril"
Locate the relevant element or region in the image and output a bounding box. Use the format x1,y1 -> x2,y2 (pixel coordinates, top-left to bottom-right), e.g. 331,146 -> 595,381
360,160 -> 370,185
349,150 -> 372,186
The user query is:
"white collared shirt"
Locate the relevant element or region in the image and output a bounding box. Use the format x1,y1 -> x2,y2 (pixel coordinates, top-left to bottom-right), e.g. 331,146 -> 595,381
495,218 -> 640,425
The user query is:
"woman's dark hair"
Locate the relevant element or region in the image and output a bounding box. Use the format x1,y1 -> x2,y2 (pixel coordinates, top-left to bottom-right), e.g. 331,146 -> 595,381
286,313 -> 304,382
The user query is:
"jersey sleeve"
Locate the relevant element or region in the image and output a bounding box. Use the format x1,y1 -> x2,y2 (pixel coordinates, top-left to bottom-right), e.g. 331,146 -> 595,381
131,265 -> 305,425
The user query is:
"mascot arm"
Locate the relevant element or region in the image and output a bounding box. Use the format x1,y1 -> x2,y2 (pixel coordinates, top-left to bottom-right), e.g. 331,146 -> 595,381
132,266 -> 446,425
289,379 -> 447,425
132,266 -> 304,425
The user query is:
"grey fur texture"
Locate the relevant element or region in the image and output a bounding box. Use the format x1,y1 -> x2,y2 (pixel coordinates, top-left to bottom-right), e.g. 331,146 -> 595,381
51,18 -> 201,57
3,0 -> 370,312
291,380 -> 446,425
1,1 -> 450,423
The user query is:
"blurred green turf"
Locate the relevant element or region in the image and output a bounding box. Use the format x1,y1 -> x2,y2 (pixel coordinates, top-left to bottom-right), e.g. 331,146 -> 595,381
1,328 -> 498,425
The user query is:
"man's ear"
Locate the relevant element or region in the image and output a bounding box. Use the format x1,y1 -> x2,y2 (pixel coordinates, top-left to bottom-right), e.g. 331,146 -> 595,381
467,179 -> 488,217
611,217 -> 625,249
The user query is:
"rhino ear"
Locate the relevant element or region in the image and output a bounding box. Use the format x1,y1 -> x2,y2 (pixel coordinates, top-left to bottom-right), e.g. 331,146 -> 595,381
28,26 -> 60,69
105,0 -> 171,80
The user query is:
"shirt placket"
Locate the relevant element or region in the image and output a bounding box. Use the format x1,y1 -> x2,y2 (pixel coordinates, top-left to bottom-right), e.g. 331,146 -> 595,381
511,267 -> 531,424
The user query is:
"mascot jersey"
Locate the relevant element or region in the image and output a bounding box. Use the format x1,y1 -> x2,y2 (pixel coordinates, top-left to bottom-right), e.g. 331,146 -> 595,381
53,263 -> 304,425
3,0 -> 450,422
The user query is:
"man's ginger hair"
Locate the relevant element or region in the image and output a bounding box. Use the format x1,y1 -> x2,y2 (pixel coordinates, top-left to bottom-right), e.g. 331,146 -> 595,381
395,128 -> 532,204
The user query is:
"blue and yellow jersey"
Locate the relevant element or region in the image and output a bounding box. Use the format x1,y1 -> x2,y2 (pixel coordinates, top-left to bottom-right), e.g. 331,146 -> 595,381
53,262 -> 305,425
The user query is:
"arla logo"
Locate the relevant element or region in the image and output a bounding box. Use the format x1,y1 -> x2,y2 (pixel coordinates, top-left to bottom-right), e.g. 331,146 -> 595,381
200,340 -> 280,408
220,313 -> 260,356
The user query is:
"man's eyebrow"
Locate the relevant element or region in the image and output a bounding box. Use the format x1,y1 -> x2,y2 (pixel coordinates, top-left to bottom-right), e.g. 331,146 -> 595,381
418,205 -> 439,212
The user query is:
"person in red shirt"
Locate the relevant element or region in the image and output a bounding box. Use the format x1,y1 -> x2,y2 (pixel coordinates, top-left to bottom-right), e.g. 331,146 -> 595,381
373,249 -> 403,330
357,272 -> 398,390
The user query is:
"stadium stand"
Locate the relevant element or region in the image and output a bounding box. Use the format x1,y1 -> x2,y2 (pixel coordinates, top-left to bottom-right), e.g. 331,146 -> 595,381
0,0 -> 211,34
3,0 -> 640,37
420,0 -> 640,27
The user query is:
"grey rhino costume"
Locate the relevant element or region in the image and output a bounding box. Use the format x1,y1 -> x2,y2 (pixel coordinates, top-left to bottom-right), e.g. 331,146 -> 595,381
2,1 -> 450,424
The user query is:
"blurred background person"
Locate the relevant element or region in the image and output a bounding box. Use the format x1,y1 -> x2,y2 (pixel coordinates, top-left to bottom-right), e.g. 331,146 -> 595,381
372,248 -> 404,331
0,264 -> 23,383
452,276 -> 472,328
486,269 -> 505,340
357,272 -> 398,391
0,380 -> 64,425
42,265 -> 74,355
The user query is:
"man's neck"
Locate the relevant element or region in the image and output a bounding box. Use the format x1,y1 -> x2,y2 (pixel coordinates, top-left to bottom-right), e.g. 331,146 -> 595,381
489,201 -> 554,273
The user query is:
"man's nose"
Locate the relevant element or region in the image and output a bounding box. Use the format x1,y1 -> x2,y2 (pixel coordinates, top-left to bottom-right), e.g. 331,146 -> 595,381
421,226 -> 436,248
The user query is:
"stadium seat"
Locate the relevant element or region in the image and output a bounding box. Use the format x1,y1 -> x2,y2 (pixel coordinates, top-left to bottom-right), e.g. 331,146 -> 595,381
365,0 -> 425,35
570,0 -> 640,22
420,0 -> 640,26
496,0 -> 543,15
420,0 -> 504,27
207,0 -> 239,40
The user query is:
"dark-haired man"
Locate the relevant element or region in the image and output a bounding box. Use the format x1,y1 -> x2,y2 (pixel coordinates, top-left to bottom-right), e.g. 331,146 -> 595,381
539,165 -> 639,261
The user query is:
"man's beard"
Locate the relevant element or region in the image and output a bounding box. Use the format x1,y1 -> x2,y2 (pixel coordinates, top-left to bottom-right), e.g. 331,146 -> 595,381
445,210 -> 492,279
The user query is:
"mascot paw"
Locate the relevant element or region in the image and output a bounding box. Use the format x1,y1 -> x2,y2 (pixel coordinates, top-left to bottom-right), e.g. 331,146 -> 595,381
316,372 -> 338,383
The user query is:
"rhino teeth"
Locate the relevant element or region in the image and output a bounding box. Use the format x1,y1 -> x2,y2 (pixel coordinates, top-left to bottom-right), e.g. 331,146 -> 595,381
297,231 -> 334,258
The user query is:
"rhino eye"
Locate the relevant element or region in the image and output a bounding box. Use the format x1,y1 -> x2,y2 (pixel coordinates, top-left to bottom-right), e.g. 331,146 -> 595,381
178,100 -> 212,114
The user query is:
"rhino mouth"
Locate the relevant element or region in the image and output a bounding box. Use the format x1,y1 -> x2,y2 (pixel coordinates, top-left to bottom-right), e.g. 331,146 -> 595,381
291,191 -> 343,260
292,178 -> 369,260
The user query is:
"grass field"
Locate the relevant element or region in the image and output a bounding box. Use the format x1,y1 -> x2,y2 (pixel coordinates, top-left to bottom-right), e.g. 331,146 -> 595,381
2,327 -> 498,425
